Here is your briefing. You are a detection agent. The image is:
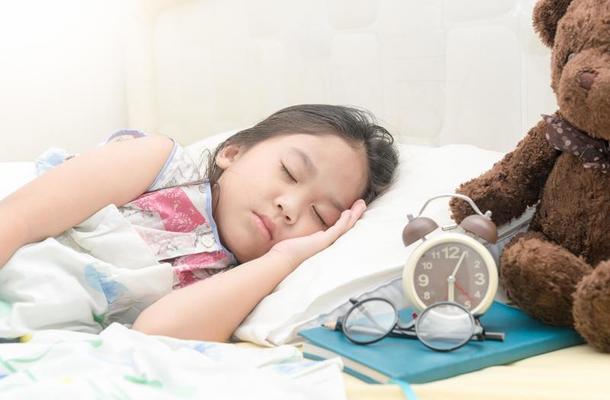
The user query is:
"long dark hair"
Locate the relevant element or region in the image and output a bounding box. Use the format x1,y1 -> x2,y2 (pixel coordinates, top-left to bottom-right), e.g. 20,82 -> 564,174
207,104 -> 399,204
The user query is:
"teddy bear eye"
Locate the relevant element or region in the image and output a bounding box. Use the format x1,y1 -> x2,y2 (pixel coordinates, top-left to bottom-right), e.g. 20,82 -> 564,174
565,52 -> 576,64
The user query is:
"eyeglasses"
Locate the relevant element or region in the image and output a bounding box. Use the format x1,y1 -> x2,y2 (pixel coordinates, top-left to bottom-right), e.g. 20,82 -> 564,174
335,298 -> 505,351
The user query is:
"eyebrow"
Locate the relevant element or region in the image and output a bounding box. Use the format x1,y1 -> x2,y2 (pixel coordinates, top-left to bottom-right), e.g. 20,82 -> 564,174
289,147 -> 347,212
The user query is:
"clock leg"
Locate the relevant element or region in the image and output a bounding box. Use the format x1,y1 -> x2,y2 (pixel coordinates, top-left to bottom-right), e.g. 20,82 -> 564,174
500,231 -> 591,326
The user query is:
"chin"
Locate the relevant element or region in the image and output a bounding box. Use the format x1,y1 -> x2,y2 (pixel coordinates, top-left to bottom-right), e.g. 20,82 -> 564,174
226,240 -> 267,264
245,246 -> 270,263
233,250 -> 258,264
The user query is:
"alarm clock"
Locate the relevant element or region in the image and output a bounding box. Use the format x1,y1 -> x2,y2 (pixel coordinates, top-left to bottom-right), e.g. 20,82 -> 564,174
402,194 -> 498,316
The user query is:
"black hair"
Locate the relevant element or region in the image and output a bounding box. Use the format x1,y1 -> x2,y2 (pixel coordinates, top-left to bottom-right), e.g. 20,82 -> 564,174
207,104 -> 399,204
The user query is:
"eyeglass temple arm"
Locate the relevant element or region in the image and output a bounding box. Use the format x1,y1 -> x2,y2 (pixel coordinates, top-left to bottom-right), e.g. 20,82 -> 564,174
482,331 -> 505,341
387,329 -> 418,339
474,319 -> 505,341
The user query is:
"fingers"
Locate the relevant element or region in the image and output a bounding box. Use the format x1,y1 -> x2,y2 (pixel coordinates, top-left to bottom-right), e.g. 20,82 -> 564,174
300,199 -> 366,253
348,199 -> 367,227
270,199 -> 367,263
335,209 -> 353,232
328,199 -> 367,234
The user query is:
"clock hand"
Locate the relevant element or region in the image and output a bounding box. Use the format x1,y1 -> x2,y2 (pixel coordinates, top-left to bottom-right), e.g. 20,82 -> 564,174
447,279 -> 455,302
450,251 -> 467,279
447,251 -> 467,302
455,281 -> 474,303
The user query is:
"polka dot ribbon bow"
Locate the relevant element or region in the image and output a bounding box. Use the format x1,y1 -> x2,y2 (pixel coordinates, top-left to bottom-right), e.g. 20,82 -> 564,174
542,114 -> 609,174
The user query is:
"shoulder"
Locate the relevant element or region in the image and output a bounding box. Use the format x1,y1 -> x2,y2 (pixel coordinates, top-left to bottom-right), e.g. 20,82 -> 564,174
35,130 -> 173,176
103,130 -> 175,171
104,129 -> 173,149
104,129 -> 207,192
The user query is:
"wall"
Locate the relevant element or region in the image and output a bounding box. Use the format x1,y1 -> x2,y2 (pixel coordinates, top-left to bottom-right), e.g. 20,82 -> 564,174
0,0 -> 127,161
0,0 -> 558,160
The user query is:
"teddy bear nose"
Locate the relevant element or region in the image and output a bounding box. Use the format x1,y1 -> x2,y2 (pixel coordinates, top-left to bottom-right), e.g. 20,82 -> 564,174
578,71 -> 597,90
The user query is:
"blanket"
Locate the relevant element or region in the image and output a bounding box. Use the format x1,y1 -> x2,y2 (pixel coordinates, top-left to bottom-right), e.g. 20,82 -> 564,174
0,203 -> 174,337
0,323 -> 346,399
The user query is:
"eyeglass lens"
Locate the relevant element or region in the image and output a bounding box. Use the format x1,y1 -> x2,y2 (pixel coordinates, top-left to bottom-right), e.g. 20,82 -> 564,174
343,299 -> 397,343
416,303 -> 474,351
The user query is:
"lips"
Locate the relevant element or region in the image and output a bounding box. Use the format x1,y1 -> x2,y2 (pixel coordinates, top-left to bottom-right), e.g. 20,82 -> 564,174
253,212 -> 275,240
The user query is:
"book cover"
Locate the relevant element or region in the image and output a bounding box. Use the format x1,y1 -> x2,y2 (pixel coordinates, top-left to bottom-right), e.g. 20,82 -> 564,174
299,301 -> 584,384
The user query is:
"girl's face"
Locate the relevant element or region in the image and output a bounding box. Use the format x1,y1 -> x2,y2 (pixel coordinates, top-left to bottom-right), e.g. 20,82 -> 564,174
212,133 -> 368,263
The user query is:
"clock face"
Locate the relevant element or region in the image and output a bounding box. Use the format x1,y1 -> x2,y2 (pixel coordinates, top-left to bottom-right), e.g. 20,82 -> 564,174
412,241 -> 490,312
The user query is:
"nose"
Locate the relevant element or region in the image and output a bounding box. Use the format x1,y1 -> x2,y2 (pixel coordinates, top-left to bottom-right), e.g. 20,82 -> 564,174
578,71 -> 597,90
275,197 -> 298,224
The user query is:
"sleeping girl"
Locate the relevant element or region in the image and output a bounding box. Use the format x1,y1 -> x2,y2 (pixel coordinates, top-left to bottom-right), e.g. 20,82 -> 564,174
0,104 -> 398,342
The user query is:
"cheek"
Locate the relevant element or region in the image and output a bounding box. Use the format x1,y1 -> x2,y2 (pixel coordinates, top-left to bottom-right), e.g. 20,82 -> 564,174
273,219 -> 322,244
215,176 -> 248,230
296,221 -> 321,238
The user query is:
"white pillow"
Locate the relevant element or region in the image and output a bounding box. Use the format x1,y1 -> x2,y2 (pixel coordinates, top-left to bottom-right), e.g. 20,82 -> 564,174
2,134 -> 521,346
186,134 -> 517,346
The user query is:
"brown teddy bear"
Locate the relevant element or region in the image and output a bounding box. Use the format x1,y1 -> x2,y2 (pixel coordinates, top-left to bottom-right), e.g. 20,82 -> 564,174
449,0 -> 610,352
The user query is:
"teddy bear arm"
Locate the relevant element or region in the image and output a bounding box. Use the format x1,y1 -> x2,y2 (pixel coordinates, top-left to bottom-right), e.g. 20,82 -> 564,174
451,119 -> 559,225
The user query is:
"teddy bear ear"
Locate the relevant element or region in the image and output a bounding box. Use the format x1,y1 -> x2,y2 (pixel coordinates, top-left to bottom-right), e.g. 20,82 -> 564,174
533,0 -> 574,47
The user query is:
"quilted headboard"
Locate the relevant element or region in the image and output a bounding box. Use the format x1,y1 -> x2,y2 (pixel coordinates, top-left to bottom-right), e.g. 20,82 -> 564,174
125,0 -> 557,153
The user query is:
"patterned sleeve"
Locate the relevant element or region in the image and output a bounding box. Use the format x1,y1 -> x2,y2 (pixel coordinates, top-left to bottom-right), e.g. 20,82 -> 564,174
103,129 -> 206,191
35,129 -> 207,191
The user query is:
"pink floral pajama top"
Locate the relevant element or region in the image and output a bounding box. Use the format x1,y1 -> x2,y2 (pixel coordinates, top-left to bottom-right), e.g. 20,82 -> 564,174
36,129 -> 237,289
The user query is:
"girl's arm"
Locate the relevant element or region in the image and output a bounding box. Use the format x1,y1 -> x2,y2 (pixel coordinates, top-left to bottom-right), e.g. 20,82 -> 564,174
133,251 -> 297,342
132,200 -> 367,342
0,135 -> 174,268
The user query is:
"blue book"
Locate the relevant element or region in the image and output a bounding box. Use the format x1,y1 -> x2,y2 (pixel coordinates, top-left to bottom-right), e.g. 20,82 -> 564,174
299,301 -> 584,384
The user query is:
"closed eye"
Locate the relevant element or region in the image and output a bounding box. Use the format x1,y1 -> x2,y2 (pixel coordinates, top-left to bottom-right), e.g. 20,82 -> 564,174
281,163 -> 297,183
312,206 -> 328,228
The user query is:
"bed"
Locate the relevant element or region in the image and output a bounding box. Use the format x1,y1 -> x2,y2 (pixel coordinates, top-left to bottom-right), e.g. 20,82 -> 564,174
2,142 -> 609,399
346,344 -> 609,400
2,0 -> 610,398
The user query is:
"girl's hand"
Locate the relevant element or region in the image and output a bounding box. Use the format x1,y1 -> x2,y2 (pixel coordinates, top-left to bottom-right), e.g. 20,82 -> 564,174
268,199 -> 367,269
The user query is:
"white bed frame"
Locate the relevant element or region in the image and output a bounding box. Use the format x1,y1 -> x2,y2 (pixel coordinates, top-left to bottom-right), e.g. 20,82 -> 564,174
124,0 -> 557,153
0,0 -> 556,158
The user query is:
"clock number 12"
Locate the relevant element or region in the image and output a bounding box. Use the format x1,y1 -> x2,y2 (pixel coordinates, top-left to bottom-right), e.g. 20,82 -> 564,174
441,246 -> 463,259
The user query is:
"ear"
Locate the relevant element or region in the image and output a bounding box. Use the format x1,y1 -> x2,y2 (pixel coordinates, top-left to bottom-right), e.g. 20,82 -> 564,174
215,144 -> 243,170
533,0 -> 574,47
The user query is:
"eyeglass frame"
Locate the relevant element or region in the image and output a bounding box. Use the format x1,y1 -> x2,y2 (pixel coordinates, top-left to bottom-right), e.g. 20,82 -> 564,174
335,297 -> 505,352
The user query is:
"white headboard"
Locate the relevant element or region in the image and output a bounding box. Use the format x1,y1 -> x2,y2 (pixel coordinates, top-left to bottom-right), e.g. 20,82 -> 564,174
125,0 -> 557,153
